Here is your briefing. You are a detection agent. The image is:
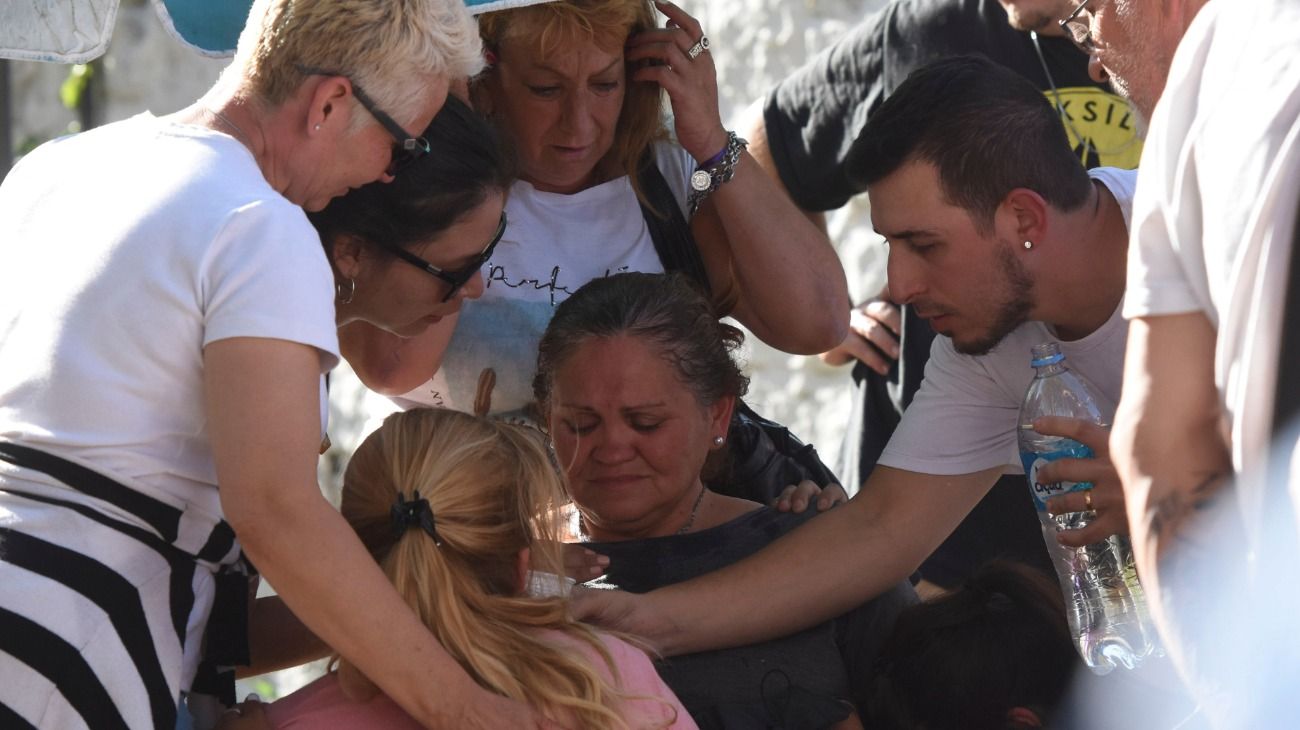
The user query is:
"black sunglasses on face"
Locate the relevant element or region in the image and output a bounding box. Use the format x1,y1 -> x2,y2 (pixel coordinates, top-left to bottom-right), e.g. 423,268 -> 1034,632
296,65 -> 432,176
388,212 -> 508,302
1059,0 -> 1098,55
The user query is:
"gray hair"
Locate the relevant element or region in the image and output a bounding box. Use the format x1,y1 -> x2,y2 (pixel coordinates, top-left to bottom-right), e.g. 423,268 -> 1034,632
533,273 -> 750,411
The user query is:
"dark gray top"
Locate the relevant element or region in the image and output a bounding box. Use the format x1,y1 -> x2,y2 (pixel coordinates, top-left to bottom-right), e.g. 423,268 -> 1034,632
584,506 -> 917,729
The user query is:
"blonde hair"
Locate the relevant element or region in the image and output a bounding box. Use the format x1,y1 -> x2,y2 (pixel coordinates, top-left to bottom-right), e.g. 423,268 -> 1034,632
478,0 -> 667,200
228,0 -> 483,124
341,409 -> 658,728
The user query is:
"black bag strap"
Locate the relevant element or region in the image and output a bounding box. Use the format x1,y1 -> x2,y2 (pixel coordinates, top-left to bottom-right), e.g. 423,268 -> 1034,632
636,150 -> 712,296
1273,195 -> 1300,436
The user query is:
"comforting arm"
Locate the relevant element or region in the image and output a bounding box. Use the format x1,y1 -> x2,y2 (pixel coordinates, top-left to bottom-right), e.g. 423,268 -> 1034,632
206,337 -> 548,729
240,595 -> 328,678
1111,314 -> 1231,601
577,465 -> 1001,656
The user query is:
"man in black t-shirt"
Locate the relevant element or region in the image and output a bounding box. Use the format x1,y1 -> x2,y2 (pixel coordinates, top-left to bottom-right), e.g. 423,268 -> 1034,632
747,0 -> 1142,590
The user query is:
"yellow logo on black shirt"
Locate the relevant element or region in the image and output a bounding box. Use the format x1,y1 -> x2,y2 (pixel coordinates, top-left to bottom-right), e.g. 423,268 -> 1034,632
1047,87 -> 1143,170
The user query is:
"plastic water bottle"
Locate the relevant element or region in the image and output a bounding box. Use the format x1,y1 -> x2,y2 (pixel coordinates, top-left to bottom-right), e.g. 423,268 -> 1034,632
1018,342 -> 1159,674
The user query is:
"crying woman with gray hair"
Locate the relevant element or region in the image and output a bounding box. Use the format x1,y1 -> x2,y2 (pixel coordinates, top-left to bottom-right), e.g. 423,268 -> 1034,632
533,272 -> 918,729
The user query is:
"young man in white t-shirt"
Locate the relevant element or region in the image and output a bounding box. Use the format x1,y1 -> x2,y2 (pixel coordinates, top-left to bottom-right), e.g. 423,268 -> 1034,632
578,57 -> 1145,700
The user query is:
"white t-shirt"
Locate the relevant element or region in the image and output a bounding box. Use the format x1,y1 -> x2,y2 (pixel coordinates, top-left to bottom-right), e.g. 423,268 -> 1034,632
1123,0 -> 1300,496
879,167 -> 1137,476
0,114 -> 339,517
393,142 -> 694,417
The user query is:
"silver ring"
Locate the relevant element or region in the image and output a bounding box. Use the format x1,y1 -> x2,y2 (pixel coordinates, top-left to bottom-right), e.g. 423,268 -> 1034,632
687,35 -> 710,60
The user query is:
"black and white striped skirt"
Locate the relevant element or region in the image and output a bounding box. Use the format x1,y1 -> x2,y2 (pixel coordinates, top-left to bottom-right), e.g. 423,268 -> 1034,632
0,442 -> 245,729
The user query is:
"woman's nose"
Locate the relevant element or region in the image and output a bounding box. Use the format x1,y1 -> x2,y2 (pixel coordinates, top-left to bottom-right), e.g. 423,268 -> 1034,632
590,425 -> 635,463
559,93 -> 594,138
459,270 -> 486,301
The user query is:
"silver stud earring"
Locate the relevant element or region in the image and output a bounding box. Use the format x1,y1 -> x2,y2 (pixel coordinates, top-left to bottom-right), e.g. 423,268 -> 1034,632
1023,240 -> 1033,250
712,436 -> 725,447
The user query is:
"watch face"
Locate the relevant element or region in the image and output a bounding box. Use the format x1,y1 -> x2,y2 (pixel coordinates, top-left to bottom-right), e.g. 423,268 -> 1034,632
690,169 -> 713,192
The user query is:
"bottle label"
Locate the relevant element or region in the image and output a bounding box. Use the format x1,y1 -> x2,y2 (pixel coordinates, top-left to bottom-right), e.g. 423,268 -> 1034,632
1020,441 -> 1095,511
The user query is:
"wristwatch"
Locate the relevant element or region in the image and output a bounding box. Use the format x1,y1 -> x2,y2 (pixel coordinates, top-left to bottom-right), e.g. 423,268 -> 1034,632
687,131 -> 748,215
690,168 -> 714,193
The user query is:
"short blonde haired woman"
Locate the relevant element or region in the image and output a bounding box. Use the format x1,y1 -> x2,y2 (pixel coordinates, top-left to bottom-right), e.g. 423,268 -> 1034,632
262,409 -> 695,729
0,0 -> 551,726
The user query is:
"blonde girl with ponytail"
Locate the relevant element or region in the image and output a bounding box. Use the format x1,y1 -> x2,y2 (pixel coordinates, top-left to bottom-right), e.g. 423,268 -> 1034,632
264,408 -> 694,729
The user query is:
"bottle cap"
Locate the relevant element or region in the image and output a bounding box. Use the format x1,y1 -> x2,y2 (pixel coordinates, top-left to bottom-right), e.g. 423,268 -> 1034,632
1031,352 -> 1065,368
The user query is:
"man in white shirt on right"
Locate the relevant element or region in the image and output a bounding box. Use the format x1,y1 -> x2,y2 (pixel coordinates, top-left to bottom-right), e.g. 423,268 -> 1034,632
1079,0 -> 1300,722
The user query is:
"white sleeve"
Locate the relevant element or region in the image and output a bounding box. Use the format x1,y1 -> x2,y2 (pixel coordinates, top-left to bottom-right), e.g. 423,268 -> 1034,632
200,199 -> 340,370
654,141 -> 697,219
878,336 -> 1020,476
1121,44 -> 1212,322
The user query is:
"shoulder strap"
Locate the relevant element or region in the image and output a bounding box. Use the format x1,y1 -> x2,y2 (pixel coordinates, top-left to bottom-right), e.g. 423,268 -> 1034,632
636,150 -> 713,296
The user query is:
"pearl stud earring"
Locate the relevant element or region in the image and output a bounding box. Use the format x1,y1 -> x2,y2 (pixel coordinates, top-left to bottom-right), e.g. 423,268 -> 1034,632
1023,240 -> 1033,250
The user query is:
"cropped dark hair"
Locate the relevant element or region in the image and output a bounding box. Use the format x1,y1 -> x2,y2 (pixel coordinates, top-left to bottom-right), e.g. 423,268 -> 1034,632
863,561 -> 1077,729
533,272 -> 749,410
310,95 -> 515,259
847,55 -> 1092,233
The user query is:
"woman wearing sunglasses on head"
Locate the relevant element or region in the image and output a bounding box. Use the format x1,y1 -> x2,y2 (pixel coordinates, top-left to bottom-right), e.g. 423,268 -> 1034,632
0,0 -> 560,726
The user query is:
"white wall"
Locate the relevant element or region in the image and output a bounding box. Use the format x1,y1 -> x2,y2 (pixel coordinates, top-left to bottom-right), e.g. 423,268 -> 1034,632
703,0 -> 890,476
9,0 -> 226,153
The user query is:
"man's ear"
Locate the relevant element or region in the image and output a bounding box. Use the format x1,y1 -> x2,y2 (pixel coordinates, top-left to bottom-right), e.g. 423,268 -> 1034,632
998,187 -> 1049,247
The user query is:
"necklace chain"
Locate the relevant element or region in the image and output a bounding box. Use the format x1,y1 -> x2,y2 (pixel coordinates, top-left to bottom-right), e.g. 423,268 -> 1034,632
573,485 -> 709,539
1029,31 -> 1088,150
676,485 -> 708,535
207,107 -> 253,150
1027,31 -> 1142,164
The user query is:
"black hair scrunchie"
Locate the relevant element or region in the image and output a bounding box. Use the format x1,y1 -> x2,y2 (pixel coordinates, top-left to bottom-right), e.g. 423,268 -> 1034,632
391,492 -> 442,546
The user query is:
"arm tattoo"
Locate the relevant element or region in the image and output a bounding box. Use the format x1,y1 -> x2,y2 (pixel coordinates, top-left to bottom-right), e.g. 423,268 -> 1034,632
1146,471 -> 1229,553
